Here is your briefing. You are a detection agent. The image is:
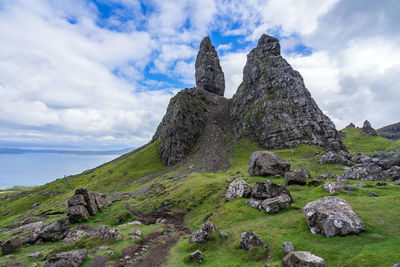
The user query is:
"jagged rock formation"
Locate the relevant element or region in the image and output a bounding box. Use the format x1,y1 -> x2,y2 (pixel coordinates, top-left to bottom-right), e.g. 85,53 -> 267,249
361,120 -> 377,136
231,34 -> 347,154
346,122 -> 356,128
377,121 -> 400,140
195,37 -> 225,96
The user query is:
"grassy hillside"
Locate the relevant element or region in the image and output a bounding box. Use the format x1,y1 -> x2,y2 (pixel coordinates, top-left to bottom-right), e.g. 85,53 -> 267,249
1,131 -> 400,266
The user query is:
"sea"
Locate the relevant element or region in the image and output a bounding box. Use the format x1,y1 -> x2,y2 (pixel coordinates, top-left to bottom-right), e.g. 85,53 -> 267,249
0,152 -> 123,188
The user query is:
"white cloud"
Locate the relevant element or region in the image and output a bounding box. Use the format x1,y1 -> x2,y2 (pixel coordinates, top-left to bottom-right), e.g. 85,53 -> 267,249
220,52 -> 247,98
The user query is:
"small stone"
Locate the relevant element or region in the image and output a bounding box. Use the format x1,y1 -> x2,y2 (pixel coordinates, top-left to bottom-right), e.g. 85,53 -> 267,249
281,242 -> 294,255
308,179 -> 322,186
220,232 -> 228,238
190,222 -> 218,243
129,229 -> 141,236
29,251 -> 43,260
369,191 -> 380,197
375,182 -> 387,186
190,250 -> 203,263
97,246 -> 110,250
44,249 -> 88,267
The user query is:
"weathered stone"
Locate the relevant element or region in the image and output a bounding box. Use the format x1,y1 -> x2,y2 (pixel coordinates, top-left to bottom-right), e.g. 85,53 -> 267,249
44,249 -> 88,267
231,34 -> 348,154
226,178 -> 252,201
1,236 -> 21,255
220,232 -> 228,238
319,151 -> 351,166
281,242 -> 294,255
190,222 -> 218,243
74,189 -> 98,216
249,151 -> 290,176
261,194 -> 292,213
39,219 -> 70,242
295,168 -> 312,179
323,181 -> 345,194
369,191 -> 380,197
304,196 -> 365,237
195,36 -> 225,96
361,120 -> 377,136
67,194 -> 86,207
252,181 -> 291,200
62,229 -> 87,244
283,251 -> 325,267
245,199 -> 262,210
190,250 -> 204,263
29,251 -> 43,260
15,221 -> 43,245
373,153 -> 400,170
285,172 -> 307,186
89,226 -> 122,240
239,230 -> 267,250
343,164 -> 382,181
346,122 -> 356,128
95,193 -> 110,210
67,205 -> 89,223
391,263 -> 400,267
308,179 -> 322,186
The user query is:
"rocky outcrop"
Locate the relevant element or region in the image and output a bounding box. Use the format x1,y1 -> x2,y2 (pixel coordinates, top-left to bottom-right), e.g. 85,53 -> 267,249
283,251 -> 325,267
252,181 -> 291,200
377,121 -> 400,140
39,219 -> 69,242
44,249 -> 88,267
226,178 -> 252,201
362,120 -> 377,136
304,196 -> 365,237
285,172 -> 307,186
13,221 -> 43,245
239,230 -> 267,250
62,229 -> 87,244
231,34 -> 348,155
190,222 -> 218,243
195,37 -> 225,96
261,193 -> 292,213
67,188 -> 110,223
249,151 -> 290,176
1,236 -> 21,255
319,151 -> 351,166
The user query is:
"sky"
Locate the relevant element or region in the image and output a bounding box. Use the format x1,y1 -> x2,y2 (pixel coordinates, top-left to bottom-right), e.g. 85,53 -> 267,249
0,0 -> 399,149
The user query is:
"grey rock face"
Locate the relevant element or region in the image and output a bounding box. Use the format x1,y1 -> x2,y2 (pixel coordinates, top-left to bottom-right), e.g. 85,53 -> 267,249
285,172 -> 307,186
226,178 -> 252,201
283,251 -> 325,267
231,34 -> 348,154
195,37 -> 225,96
67,189 -> 110,223
190,250 -> 204,263
14,221 -> 43,245
281,242 -> 294,255
67,205 -> 89,223
190,222 -> 218,243
249,151 -> 290,176
362,120 -> 377,136
39,219 -> 69,242
245,199 -> 262,210
239,230 -> 267,250
1,236 -> 21,255
261,193 -> 292,213
304,196 -> 365,237
319,151 -> 351,166
62,229 -> 87,244
252,181 -> 291,200
295,168 -> 312,179
44,249 -> 88,267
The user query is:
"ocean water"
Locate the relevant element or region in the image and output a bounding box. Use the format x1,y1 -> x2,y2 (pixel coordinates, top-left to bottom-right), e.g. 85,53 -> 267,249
0,153 -> 120,188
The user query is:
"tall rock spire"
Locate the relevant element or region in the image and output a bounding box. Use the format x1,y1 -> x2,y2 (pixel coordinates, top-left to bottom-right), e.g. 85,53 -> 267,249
195,37 -> 225,96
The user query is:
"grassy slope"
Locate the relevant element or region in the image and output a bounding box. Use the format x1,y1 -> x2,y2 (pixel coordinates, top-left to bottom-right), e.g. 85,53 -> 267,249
1,132 -> 400,266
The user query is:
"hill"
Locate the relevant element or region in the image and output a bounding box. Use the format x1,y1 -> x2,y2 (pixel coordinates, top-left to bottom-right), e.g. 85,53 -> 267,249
377,122 -> 400,140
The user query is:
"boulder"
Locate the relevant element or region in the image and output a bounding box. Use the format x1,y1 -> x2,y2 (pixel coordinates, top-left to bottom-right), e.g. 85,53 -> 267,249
369,191 -> 380,197
249,151 -> 290,176
39,219 -> 70,242
361,120 -> 377,136
323,181 -> 345,194
372,153 -> 400,170
285,172 -> 307,186
190,250 -> 204,263
226,178 -> 252,201
62,229 -> 87,244
44,249 -> 88,267
89,226 -> 122,240
304,196 -> 365,237
67,194 -> 87,207
220,232 -> 228,238
74,189 -> 98,215
281,242 -> 294,255
319,151 -> 351,166
252,181 -> 291,200
308,179 -> 322,186
343,164 -> 382,181
283,251 -> 325,267
239,230 -> 267,250
190,222 -> 218,243
383,166 -> 400,181
67,205 -> 89,223
1,236 -> 21,255
261,194 -> 292,214
15,221 -> 43,245
295,168 -> 312,179
245,199 -> 262,210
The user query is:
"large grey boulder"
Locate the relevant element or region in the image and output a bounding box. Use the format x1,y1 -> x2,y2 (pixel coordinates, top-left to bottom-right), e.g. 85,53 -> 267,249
190,222 -> 218,243
44,249 -> 88,267
361,120 -> 377,136
252,181 -> 291,200
323,181 -> 345,194
1,236 -> 21,255
249,151 -> 290,176
304,196 -> 365,237
285,172 -> 307,186
261,193 -> 292,213
39,219 -> 70,242
67,189 -> 110,223
342,164 -> 382,181
67,205 -> 89,223
319,151 -> 351,166
239,230 -> 267,250
190,250 -> 204,263
226,178 -> 252,201
14,221 -> 43,245
283,251 -> 325,267
195,37 -> 225,96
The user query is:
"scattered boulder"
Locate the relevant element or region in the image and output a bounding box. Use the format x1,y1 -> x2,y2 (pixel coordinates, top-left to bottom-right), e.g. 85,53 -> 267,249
304,196 -> 365,237
239,230 -> 267,250
252,181 -> 291,200
245,199 -> 262,210
1,236 -> 21,255
369,191 -> 380,197
249,151 -> 290,176
190,250 -> 204,263
295,168 -> 312,179
283,251 -> 325,267
281,242 -> 294,255
343,164 -> 382,181
226,178 -> 252,201
67,205 -> 89,223
62,229 -> 87,244
261,194 -> 292,214
220,232 -> 228,238
39,219 -> 70,242
382,166 -> 400,181
323,181 -> 345,194
129,229 -> 141,236
374,154 -> 400,170
89,226 -> 122,240
190,222 -> 218,243
14,221 -> 43,245
67,189 -> 110,223
285,172 -> 307,186
361,120 -> 377,136
319,151 -> 351,166
44,249 -> 88,267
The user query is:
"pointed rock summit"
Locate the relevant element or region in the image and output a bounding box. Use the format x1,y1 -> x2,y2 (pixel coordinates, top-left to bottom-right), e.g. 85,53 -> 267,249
362,120 -> 377,136
195,37 -> 225,96
231,34 -> 348,154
